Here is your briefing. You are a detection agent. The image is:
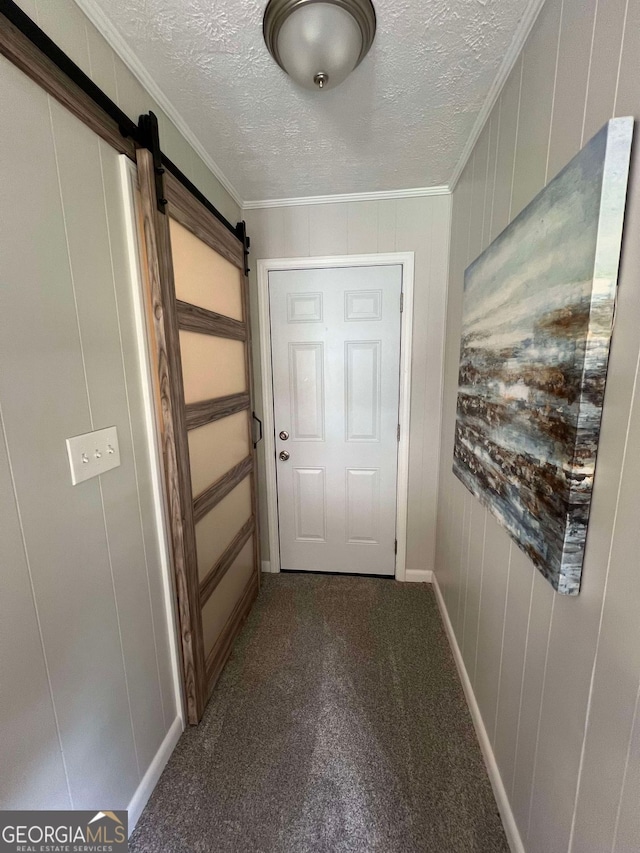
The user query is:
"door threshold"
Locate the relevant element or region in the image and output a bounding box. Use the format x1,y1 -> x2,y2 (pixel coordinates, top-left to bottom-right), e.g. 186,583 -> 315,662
279,569 -> 395,580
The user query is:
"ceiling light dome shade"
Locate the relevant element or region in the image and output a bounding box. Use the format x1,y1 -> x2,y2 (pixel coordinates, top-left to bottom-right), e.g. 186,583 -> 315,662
264,0 -> 376,91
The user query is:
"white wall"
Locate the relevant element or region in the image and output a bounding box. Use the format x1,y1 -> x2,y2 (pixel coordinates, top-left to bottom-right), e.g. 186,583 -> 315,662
245,195 -> 451,576
0,0 -> 238,818
435,1 -> 640,850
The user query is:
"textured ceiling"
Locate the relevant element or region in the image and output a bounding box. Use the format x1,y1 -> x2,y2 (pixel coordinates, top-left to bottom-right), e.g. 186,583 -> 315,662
85,0 -> 531,201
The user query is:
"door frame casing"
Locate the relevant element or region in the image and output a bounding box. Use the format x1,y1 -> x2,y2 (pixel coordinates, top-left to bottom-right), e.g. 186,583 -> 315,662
257,253 -> 415,581
119,155 -> 186,728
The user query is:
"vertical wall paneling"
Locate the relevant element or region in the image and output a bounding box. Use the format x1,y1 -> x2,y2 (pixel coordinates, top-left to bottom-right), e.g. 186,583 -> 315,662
493,549 -> 535,799
0,411 -> 71,809
581,0 -> 628,143
35,0 -> 91,76
435,0 -> 640,850
475,527 -> 511,743
433,465 -> 450,601
447,480 -> 467,631
510,571 -> 553,833
0,0 -> 245,813
397,197 -> 435,576
438,154 -> 472,621
546,0 -> 596,180
423,200 -> 449,563
613,679 -> 640,852
0,57 -> 138,808
347,200 -> 379,254
614,0 -> 640,118
85,19 -> 118,103
468,127 -> 490,260
483,114 -> 500,249
113,58 -> 147,124
283,205 -> 311,255
441,476 -> 458,613
509,0 -> 562,219
566,9 -> 640,842
455,491 -> 472,639
154,109 -> 192,179
49,100 -> 166,774
461,499 -> 485,672
376,200 -> 397,253
308,203 -> 349,256
491,59 -> 523,240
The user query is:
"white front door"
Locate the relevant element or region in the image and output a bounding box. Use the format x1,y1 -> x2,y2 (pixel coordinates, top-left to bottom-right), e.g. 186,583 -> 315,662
269,265 -> 402,576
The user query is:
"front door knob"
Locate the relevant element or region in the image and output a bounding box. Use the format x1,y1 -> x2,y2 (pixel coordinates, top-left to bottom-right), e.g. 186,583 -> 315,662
279,450 -> 290,461
279,430 -> 289,441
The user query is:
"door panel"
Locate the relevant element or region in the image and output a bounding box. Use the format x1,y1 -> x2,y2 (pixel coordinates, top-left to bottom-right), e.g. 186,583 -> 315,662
293,467 -> 327,541
201,538 -> 255,656
188,412 -> 250,496
345,289 -> 382,320
288,342 -> 325,440
270,265 -> 402,576
170,217 -> 243,319
346,468 -> 380,544
136,150 -> 258,724
287,292 -> 323,323
345,340 -> 381,441
194,478 -> 253,576
179,332 -> 247,403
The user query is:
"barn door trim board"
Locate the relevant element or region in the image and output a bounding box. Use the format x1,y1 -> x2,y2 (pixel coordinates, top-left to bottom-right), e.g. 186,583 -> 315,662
257,253 -> 415,581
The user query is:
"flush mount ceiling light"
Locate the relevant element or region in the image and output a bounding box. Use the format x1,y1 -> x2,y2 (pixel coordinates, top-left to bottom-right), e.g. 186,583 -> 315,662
263,0 -> 376,91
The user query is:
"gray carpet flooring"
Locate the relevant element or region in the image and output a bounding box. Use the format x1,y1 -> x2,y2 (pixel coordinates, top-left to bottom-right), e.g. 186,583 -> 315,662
129,574 -> 508,853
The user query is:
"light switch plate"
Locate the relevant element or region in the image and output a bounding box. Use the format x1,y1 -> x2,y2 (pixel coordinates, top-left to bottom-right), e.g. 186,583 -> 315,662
66,426 -> 121,485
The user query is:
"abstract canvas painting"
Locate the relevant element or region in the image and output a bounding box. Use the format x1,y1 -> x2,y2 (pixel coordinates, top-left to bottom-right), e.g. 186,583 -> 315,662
453,117 -> 633,595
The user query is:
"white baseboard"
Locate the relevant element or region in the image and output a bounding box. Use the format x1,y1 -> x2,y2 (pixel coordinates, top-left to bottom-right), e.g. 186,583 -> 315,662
127,715 -> 183,835
261,560 -> 272,573
405,568 -> 433,583
431,574 -> 524,853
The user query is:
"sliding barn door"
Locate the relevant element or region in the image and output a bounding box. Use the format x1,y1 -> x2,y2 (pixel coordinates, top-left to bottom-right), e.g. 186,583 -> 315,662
136,148 -> 259,724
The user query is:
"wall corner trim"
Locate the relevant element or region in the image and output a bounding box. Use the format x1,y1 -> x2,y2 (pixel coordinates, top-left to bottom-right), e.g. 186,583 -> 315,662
448,0 -> 547,191
127,715 -> 183,834
261,560 -> 273,573
73,0 -> 243,208
432,573 -> 525,853
242,186 -> 451,210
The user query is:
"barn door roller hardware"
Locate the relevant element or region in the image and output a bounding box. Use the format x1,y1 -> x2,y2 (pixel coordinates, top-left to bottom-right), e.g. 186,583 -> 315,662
138,112 -> 167,214
236,220 -> 251,276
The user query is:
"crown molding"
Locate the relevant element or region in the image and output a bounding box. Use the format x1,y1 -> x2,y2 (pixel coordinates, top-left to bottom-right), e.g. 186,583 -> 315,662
74,0 -> 544,209
242,185 -> 450,210
449,0 -> 547,192
73,0 -> 243,208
